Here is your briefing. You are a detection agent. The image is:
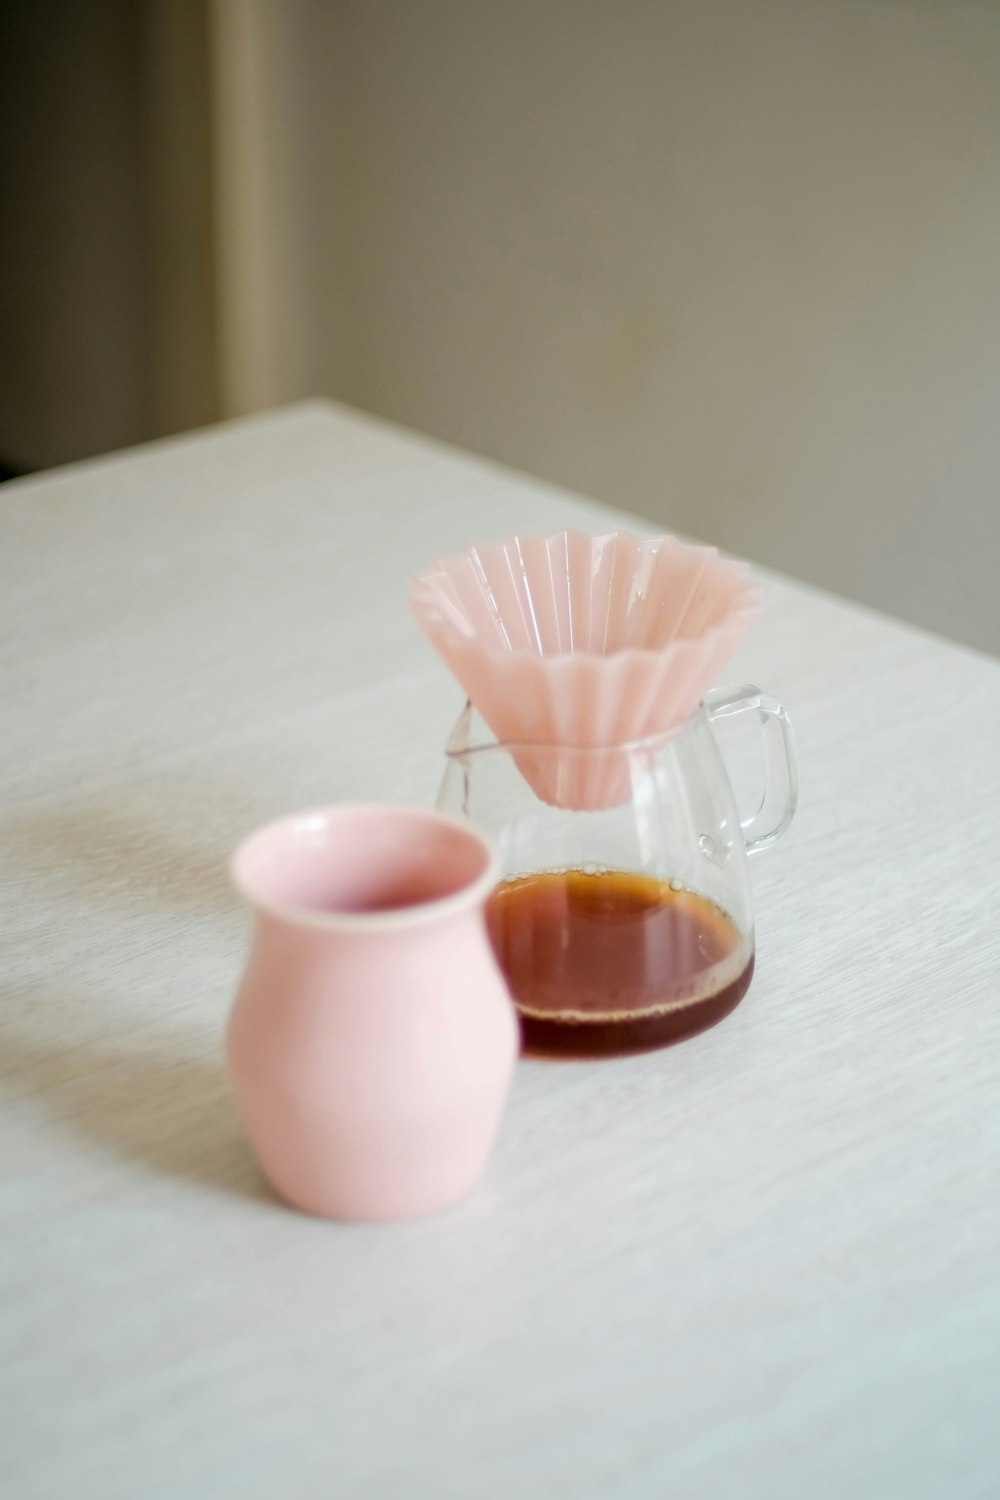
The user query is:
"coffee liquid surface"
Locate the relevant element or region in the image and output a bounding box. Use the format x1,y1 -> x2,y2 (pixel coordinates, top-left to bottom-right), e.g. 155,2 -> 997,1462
486,867 -> 753,1058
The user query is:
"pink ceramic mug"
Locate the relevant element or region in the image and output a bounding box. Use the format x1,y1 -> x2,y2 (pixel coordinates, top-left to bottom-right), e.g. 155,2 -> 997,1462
227,803 -> 518,1221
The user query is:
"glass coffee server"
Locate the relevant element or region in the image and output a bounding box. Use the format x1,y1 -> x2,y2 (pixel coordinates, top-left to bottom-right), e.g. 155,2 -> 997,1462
438,685 -> 797,1058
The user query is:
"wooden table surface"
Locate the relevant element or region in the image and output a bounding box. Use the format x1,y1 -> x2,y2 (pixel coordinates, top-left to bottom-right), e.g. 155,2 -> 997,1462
2,401 -> 999,1499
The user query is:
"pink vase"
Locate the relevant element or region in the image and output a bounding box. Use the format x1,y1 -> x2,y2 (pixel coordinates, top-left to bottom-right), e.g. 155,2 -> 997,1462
227,803 -> 518,1221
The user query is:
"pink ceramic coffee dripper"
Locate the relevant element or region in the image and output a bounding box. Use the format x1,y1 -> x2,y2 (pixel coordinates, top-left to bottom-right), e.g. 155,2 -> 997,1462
409,529 -> 762,811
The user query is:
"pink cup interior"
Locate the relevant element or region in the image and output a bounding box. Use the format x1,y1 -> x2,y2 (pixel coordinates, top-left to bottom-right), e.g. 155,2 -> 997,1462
232,805 -> 494,920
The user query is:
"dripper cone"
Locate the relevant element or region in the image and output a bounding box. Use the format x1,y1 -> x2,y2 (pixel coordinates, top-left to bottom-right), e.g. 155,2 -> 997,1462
410,530 -> 761,809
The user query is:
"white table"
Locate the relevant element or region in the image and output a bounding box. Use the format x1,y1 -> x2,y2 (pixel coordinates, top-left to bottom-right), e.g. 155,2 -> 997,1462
3,401 -> 999,1500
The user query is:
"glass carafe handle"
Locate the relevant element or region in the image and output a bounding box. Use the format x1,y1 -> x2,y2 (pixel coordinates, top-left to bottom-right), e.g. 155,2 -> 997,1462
705,685 -> 798,855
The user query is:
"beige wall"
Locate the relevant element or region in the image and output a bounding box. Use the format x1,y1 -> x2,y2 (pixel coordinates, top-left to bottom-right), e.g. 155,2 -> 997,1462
2,1 -> 999,653
264,0 -> 1000,654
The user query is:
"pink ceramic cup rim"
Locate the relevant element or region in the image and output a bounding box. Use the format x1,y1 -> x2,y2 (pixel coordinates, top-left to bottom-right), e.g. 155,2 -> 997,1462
230,802 -> 500,933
